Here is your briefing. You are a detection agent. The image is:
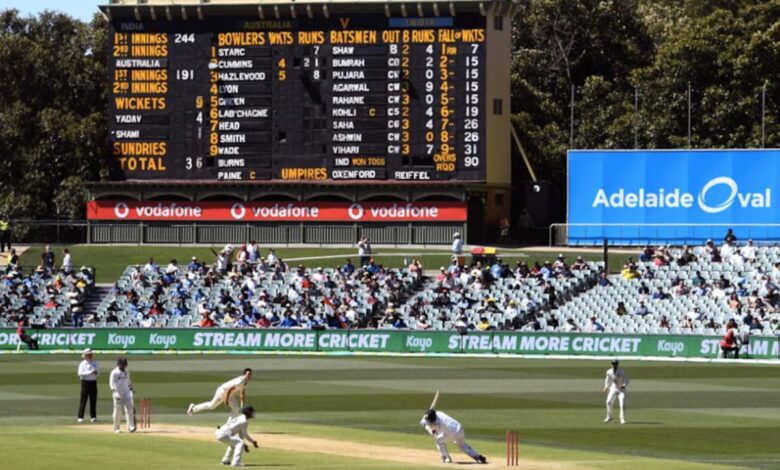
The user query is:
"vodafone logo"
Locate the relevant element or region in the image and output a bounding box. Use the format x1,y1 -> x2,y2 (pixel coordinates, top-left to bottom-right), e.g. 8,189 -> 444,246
114,202 -> 130,219
230,203 -> 247,220
348,203 -> 365,220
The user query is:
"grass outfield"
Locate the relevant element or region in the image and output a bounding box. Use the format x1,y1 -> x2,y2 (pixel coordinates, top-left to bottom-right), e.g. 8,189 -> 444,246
1,355 -> 779,469
18,245 -> 618,283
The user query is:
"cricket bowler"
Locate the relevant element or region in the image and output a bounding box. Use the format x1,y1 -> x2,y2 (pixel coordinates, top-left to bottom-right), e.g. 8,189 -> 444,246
215,405 -> 258,467
188,368 -> 252,417
420,409 -> 487,464
109,356 -> 136,433
603,359 -> 630,424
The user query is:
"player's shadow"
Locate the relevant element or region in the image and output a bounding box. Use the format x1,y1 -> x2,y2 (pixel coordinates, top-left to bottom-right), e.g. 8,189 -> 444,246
258,431 -> 294,435
240,465 -> 290,467
624,421 -> 663,425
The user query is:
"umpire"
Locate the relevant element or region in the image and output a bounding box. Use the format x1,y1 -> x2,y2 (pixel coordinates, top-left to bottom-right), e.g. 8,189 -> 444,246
77,348 -> 99,423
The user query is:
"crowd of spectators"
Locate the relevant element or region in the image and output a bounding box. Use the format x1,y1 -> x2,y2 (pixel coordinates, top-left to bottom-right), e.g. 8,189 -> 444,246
566,229 -> 780,343
0,246 -> 94,328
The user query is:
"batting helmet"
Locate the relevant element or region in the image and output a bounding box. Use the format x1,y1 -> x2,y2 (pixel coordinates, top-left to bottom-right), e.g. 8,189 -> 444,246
241,405 -> 255,418
425,409 -> 437,423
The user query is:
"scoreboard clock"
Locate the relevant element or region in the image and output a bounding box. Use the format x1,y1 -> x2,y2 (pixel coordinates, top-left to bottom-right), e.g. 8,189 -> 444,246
107,11 -> 489,182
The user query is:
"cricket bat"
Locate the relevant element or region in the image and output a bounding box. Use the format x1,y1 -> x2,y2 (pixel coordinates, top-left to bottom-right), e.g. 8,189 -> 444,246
429,390 -> 440,409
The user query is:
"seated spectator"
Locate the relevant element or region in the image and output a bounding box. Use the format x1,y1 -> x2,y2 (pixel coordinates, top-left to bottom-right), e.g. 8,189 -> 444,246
416,313 -> 431,330
704,317 -> 721,329
681,317 -> 695,330
562,318 -> 579,332
621,265 -> 639,280
677,246 -> 697,267
597,272 -> 611,287
639,246 -> 654,262
672,281 -> 689,297
686,307 -> 704,321
476,317 -> 492,331
691,271 -> 705,287
710,248 -> 722,263
724,228 -> 738,244
341,258 -> 355,276
622,257 -> 636,270
634,302 -> 649,316
658,315 -> 670,329
739,239 -> 758,263
728,293 -> 743,311
187,256 -> 201,271
144,257 -> 158,273
571,256 -> 588,270
587,316 -> 605,332
637,282 -> 650,296
651,287 -> 669,300
199,312 -> 215,328
615,302 -> 627,316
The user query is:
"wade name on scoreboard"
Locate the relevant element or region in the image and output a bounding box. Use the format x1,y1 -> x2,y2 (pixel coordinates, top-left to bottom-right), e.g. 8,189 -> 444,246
108,14 -> 487,182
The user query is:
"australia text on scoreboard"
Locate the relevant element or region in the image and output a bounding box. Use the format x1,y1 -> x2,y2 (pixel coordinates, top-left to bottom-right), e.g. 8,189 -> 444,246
108,14 -> 487,182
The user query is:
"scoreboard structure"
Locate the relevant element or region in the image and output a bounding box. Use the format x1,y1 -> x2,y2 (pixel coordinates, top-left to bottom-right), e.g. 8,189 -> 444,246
92,0 -> 515,243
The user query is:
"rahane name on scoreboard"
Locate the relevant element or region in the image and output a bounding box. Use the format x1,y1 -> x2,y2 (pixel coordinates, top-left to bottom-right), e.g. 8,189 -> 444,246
107,14 -> 486,182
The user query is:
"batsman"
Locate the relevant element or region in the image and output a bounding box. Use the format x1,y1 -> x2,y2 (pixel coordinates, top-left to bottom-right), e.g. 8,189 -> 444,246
419,391 -> 487,464
109,356 -> 136,433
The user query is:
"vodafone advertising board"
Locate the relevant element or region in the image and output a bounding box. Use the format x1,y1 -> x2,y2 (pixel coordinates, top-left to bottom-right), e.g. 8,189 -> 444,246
86,201 -> 467,222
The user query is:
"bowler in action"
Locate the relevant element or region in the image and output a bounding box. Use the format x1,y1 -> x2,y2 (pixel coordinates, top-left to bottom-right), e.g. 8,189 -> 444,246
189,368 -> 252,417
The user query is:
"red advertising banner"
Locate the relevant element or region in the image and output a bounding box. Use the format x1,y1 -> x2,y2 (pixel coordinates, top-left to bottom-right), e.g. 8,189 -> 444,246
86,201 -> 467,222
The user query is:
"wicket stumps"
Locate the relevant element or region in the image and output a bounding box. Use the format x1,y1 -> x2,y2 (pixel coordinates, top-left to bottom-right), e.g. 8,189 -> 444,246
139,398 -> 152,429
506,430 -> 519,466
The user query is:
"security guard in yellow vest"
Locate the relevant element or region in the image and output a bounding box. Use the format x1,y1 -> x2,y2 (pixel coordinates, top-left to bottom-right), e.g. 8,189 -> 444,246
0,214 -> 11,252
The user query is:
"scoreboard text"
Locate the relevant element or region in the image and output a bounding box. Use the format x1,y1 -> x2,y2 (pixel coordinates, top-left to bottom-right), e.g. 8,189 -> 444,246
108,15 -> 486,182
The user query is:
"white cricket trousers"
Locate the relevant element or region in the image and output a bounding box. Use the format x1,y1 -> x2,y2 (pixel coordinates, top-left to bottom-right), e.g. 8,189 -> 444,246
434,429 -> 480,460
216,432 -> 245,466
112,391 -> 136,431
192,386 -> 240,416
606,387 -> 626,421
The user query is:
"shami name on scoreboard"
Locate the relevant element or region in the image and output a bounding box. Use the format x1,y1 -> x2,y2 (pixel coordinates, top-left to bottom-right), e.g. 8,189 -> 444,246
108,14 -> 486,182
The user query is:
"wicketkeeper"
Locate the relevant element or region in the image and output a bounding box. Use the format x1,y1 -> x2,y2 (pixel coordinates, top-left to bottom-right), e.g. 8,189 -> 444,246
109,356 -> 136,433
215,405 -> 258,467
189,368 -> 252,417
420,409 -> 487,464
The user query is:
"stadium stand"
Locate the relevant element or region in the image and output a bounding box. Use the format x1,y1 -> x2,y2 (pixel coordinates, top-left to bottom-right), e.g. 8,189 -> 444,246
93,250 -> 601,331
555,242 -> 780,335
0,265 -> 95,328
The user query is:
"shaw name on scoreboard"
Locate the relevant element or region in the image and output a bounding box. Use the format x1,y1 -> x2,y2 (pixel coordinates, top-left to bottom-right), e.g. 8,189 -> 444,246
107,12 -> 492,182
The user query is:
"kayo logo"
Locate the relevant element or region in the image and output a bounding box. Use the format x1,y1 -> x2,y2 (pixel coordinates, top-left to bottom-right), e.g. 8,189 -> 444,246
592,176 -> 771,213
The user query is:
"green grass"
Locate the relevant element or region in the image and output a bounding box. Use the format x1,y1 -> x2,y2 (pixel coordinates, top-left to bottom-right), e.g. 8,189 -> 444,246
18,245 -> 616,283
1,354 -> 778,469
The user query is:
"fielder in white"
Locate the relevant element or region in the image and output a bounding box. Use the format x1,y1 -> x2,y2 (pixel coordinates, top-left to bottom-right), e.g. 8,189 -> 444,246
215,405 -> 258,467
109,357 -> 136,433
189,368 -> 252,417
603,359 -> 630,424
420,409 -> 487,464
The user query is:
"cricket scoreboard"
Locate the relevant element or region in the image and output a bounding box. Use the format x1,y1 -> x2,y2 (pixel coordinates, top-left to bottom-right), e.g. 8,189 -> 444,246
107,12 -> 489,182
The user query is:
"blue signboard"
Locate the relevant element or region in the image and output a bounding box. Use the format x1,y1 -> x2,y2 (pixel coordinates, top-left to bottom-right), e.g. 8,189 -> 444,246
567,150 -> 779,245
